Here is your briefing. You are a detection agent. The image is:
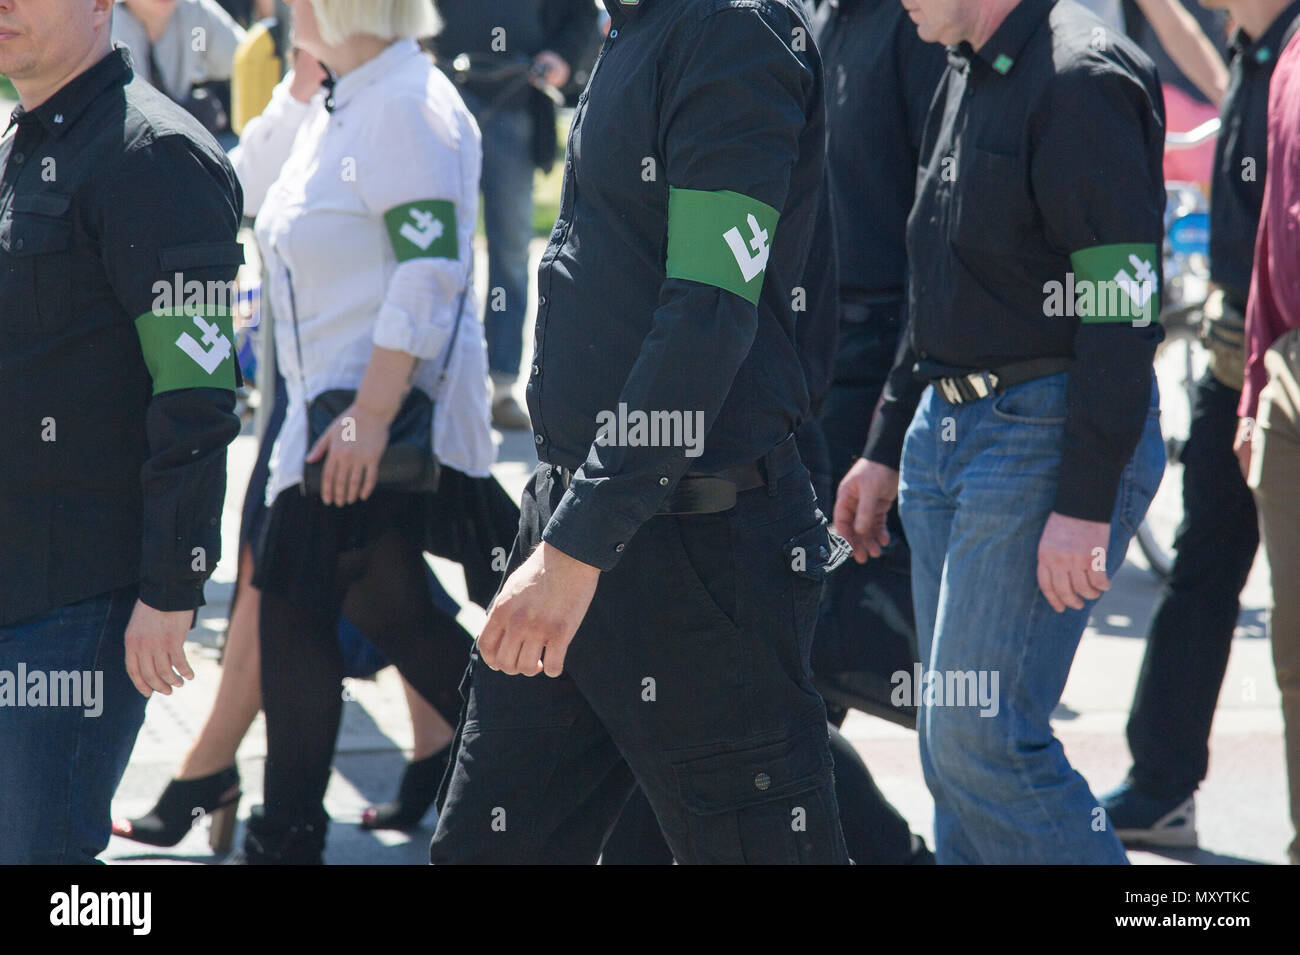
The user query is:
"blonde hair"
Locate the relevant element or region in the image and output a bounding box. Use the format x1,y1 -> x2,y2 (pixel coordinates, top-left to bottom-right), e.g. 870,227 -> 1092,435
309,0 -> 442,46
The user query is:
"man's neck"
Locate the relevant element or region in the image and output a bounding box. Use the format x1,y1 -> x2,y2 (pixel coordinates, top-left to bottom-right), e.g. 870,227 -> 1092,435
970,0 -> 1025,52
14,37 -> 114,112
132,5 -> 174,43
1228,0 -> 1295,42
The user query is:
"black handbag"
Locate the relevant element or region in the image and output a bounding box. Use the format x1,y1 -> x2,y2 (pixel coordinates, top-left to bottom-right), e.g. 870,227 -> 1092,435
303,386 -> 441,495
277,247 -> 471,499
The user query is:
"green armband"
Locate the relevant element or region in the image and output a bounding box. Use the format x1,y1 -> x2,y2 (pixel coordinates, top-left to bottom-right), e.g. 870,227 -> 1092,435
1069,243 -> 1160,324
666,187 -> 780,305
384,200 -> 459,262
135,307 -> 238,395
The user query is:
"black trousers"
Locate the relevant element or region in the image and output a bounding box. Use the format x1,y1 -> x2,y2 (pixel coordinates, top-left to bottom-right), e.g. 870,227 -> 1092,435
1126,372 -> 1260,798
430,439 -> 851,864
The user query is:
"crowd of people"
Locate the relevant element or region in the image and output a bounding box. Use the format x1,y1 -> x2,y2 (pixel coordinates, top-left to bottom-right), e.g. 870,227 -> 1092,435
0,0 -> 1296,865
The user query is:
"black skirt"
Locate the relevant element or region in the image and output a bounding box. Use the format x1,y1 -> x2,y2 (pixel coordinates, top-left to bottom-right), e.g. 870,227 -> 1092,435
252,483 -> 431,618
252,466 -> 522,618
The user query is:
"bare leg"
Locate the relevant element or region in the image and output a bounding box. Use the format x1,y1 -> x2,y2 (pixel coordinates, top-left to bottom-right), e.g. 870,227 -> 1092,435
176,543 -> 263,780
402,675 -> 454,760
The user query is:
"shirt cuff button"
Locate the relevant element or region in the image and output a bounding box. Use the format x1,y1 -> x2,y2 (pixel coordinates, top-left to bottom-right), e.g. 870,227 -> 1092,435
534,434 -> 543,445
658,476 -> 668,486
615,543 -> 625,553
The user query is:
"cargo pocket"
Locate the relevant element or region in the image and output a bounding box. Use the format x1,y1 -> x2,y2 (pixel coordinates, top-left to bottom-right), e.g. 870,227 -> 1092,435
671,726 -> 842,864
784,516 -> 851,642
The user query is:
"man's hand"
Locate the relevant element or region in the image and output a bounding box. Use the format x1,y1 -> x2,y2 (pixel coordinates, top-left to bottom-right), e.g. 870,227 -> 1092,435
1233,416 -> 1254,481
477,542 -> 600,677
833,457 -> 900,563
1036,512 -> 1112,613
533,50 -> 571,89
124,601 -> 196,698
305,403 -> 392,507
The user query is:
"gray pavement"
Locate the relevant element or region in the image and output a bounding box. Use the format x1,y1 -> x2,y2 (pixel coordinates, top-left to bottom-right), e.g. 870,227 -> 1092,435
102,242 -> 1293,865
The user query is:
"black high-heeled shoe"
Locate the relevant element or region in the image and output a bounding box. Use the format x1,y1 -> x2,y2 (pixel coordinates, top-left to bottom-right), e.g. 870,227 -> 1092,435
112,766 -> 242,852
359,746 -> 451,831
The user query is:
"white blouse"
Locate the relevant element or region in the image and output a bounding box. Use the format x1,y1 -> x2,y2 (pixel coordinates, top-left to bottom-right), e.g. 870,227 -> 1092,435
232,40 -> 494,505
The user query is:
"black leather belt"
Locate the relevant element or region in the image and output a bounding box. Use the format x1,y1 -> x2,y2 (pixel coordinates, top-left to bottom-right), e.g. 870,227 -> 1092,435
550,434 -> 799,516
916,356 -> 1071,406
552,462 -> 764,515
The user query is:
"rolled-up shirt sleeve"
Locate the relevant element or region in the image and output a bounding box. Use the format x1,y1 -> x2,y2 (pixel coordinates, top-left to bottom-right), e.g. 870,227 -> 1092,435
541,7 -> 813,570
1030,64 -> 1165,522
357,93 -> 478,361
94,134 -> 245,611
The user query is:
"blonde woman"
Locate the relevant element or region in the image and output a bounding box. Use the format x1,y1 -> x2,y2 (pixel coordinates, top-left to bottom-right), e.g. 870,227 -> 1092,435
233,0 -> 492,863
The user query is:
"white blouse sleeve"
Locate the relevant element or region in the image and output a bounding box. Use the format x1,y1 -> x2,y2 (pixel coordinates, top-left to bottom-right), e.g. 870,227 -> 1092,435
357,91 -> 481,361
229,75 -> 319,218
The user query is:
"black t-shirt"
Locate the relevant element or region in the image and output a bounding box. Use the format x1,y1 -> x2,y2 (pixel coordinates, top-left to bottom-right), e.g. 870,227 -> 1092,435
1208,2 -> 1300,304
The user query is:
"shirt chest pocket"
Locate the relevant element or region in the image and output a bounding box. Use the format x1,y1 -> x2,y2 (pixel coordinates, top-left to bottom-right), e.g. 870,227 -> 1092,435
5,193 -> 75,339
950,147 -> 1034,256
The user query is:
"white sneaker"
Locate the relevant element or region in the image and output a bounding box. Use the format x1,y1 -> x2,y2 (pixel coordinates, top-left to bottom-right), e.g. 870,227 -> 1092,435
1114,795 -> 1198,848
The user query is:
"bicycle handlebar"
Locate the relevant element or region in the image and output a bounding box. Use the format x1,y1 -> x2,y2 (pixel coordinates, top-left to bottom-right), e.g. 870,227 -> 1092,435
1165,117 -> 1222,150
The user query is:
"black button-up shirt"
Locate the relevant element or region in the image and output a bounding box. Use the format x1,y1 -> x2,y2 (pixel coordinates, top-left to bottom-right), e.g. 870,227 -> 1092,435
863,0 -> 1166,523
0,48 -> 243,626
814,0 -> 947,303
1209,2 -> 1300,307
527,0 -> 827,570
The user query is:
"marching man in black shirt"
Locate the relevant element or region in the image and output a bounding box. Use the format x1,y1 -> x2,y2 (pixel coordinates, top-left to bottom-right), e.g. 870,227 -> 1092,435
835,0 -> 1166,862
0,0 -> 242,862
1102,0 -> 1300,850
431,0 -> 852,864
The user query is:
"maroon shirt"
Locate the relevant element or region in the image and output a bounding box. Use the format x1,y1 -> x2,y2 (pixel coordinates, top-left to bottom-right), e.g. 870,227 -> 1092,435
1240,23 -> 1300,419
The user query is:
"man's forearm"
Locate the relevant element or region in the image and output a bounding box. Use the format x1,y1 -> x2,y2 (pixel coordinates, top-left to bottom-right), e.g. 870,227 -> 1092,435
1136,0 -> 1228,106
139,389 -> 239,610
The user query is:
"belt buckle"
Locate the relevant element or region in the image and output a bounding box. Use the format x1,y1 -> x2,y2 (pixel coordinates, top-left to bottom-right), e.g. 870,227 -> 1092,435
939,378 -> 964,404
969,371 -> 999,398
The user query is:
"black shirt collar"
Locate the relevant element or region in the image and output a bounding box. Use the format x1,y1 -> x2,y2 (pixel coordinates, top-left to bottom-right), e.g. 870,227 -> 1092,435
605,0 -> 655,30
10,46 -> 133,139
951,0 -> 1054,77
1232,0 -> 1300,70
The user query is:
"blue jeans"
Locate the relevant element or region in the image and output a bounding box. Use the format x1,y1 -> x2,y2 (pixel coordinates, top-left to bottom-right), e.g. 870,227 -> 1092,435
898,372 -> 1164,864
0,584 -> 147,863
462,92 -> 535,382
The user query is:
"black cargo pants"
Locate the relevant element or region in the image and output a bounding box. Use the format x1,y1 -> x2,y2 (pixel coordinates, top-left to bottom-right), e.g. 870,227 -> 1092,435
429,435 -> 851,864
